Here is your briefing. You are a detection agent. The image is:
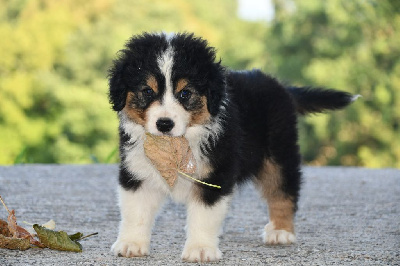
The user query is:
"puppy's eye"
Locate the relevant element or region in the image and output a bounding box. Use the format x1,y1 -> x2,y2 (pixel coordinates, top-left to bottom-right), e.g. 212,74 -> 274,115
178,89 -> 192,101
141,87 -> 155,98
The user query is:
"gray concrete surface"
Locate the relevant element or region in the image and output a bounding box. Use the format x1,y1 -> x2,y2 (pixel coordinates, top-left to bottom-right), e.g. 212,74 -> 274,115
0,165 -> 399,265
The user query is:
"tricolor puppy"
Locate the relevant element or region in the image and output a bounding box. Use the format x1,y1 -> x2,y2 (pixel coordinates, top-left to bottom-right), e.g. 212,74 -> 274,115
108,32 -> 357,262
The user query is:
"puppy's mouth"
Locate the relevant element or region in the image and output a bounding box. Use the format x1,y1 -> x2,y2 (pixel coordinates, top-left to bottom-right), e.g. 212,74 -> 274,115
149,131 -> 180,137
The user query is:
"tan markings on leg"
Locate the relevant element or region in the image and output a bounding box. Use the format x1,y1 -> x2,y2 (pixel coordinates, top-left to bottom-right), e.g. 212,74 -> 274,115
258,159 -> 283,198
146,75 -> 159,93
256,159 -> 295,233
267,198 -> 295,232
190,96 -> 211,126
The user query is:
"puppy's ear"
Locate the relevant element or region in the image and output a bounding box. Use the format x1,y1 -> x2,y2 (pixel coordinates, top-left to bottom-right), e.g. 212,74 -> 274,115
108,60 -> 127,112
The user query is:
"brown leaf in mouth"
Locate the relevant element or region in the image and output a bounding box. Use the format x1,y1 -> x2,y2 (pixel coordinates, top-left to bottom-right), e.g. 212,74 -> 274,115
144,133 -> 197,187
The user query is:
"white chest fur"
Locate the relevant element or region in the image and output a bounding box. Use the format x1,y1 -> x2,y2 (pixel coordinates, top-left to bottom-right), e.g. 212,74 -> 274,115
119,113 -> 217,203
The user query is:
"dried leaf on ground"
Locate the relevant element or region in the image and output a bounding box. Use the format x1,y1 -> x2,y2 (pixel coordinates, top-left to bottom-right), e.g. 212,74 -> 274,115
144,133 -> 196,187
9,211 -> 35,241
1,196 -> 45,249
7,209 -> 19,238
0,219 -> 12,237
1,196 -> 96,252
33,224 -> 82,252
0,234 -> 31,251
7,211 -> 44,247
0,198 -> 32,251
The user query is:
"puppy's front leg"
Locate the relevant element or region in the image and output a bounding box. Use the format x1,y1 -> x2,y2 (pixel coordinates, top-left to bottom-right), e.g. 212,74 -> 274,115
182,197 -> 230,262
112,184 -> 166,257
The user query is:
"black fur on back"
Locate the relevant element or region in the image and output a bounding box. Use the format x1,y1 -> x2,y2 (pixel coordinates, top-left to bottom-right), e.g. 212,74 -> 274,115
226,70 -> 302,207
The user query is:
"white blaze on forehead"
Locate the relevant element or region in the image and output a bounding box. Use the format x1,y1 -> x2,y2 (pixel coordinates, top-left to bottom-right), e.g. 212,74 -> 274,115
157,46 -> 174,94
163,32 -> 175,42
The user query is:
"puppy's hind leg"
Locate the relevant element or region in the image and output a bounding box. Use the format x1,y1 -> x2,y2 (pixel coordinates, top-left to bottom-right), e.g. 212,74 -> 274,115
255,159 -> 300,245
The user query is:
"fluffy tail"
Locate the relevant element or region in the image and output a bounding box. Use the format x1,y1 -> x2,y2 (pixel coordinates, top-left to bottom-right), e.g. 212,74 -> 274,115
286,86 -> 360,115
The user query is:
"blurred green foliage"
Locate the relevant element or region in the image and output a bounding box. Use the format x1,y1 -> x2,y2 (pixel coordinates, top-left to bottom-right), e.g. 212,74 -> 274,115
0,0 -> 398,167
269,0 -> 400,168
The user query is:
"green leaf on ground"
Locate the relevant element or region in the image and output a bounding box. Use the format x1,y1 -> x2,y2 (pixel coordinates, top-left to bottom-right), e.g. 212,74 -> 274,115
68,232 -> 83,241
33,224 -> 82,252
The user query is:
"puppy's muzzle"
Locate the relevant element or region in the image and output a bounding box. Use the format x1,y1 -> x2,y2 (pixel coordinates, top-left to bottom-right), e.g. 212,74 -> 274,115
156,118 -> 175,133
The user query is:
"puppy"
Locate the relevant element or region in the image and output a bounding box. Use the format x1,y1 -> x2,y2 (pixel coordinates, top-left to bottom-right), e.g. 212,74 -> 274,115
108,32 -> 357,262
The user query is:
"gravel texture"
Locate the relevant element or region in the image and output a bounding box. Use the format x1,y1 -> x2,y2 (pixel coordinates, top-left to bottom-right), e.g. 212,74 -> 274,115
0,165 -> 399,265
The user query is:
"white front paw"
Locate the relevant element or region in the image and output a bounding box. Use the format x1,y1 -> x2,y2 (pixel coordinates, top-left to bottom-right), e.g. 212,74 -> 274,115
263,222 -> 296,245
111,239 -> 150,257
181,246 -> 222,262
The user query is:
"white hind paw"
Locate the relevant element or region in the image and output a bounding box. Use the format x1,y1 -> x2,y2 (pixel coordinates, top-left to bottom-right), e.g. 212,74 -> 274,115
263,222 -> 296,245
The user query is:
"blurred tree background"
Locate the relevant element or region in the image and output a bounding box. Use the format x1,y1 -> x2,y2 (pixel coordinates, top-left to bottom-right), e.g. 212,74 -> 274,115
0,0 -> 398,167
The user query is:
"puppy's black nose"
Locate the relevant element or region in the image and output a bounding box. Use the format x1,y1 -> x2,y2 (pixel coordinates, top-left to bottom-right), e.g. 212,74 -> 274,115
156,118 -> 175,133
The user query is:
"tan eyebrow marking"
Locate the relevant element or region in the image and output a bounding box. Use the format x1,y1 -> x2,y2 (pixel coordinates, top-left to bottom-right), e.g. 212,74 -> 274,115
175,79 -> 189,93
146,75 -> 158,93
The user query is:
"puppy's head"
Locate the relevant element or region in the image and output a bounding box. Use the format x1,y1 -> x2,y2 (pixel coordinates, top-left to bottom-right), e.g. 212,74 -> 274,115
108,32 -> 225,136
